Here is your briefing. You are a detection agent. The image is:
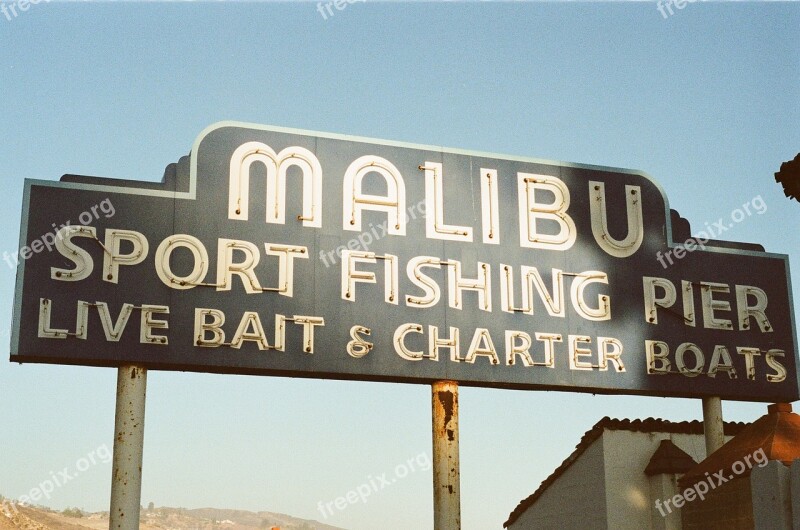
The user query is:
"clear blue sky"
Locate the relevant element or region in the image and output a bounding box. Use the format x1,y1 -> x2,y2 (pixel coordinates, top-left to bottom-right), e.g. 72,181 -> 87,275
1,2 -> 798,529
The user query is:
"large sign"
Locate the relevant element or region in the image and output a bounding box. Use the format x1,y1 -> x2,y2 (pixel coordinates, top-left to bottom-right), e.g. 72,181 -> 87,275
11,122 -> 798,401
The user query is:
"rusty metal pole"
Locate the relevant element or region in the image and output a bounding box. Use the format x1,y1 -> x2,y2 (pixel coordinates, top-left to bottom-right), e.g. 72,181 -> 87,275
702,396 -> 724,457
110,365 -> 147,530
432,380 -> 461,530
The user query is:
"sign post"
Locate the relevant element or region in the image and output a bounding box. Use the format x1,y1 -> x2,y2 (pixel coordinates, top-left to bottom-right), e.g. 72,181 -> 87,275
109,365 -> 147,530
702,396 -> 724,456
432,380 -> 461,530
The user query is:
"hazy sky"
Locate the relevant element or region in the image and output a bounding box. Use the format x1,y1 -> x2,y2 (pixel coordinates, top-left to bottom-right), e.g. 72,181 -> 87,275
1,2 -> 798,530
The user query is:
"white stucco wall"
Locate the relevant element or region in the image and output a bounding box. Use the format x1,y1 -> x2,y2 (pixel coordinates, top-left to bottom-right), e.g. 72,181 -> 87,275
602,430 -> 731,530
509,427 -> 737,530
509,438 -> 607,530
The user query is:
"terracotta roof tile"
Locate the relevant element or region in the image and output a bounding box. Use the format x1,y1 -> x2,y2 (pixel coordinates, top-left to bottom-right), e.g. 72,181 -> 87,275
679,403 -> 800,488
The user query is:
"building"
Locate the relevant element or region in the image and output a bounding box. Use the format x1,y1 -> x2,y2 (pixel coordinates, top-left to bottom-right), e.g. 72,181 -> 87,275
504,416 -> 746,529
506,404 -> 800,529
679,403 -> 800,529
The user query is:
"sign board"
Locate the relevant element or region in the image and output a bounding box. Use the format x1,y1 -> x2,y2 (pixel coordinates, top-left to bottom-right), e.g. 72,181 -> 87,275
11,122 -> 799,401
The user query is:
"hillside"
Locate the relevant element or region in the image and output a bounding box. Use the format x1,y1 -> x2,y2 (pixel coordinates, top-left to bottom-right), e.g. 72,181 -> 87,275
0,502 -> 347,530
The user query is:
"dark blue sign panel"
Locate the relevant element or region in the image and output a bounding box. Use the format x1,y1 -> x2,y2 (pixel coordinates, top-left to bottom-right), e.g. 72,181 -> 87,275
10,122 -> 798,401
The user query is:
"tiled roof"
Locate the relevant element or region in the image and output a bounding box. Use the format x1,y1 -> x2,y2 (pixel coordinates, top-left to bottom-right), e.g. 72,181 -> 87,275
504,416 -> 747,528
645,439 -> 697,476
679,403 -> 800,488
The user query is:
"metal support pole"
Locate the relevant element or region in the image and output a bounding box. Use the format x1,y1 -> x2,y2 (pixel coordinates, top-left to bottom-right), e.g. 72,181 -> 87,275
432,380 -> 461,530
110,365 -> 147,530
702,396 -> 724,457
